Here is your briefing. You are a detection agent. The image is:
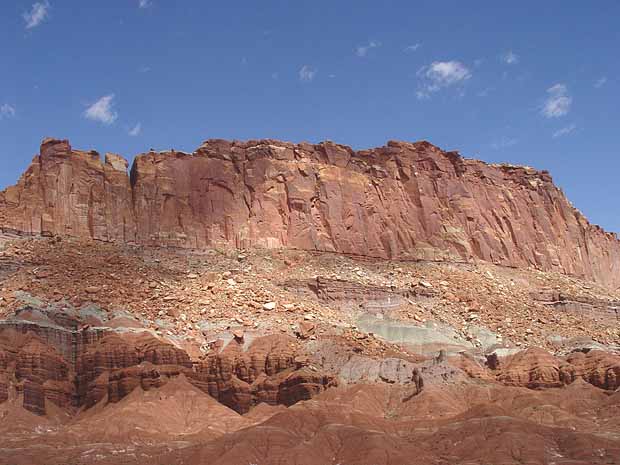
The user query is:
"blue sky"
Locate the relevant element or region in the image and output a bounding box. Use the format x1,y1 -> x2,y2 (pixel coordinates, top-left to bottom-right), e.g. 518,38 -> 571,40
1,1 -> 619,231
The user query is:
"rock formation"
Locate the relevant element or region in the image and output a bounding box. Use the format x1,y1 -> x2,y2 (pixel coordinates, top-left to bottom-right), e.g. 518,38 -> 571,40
1,137 -> 620,288
1,232 -> 619,465
0,305 -> 336,416
495,347 -> 620,390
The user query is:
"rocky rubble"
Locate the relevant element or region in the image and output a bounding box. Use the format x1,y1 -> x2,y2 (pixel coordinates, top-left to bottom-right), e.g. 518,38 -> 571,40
1,236 -> 619,409
1,236 -> 619,354
0,231 -> 619,464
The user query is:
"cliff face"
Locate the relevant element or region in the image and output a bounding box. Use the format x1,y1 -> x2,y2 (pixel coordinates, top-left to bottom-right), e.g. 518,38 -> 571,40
1,137 -> 619,288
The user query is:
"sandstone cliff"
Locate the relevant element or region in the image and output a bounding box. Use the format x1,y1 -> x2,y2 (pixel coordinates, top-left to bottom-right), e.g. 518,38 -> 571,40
1,137 -> 619,288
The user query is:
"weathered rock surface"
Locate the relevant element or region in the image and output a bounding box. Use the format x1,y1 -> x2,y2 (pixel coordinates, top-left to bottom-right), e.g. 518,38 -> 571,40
563,349 -> 620,390
146,382 -> 620,465
70,374 -> 251,441
0,307 -> 335,416
4,379 -> 619,465
495,347 -> 571,388
495,347 -> 620,390
194,334 -> 336,413
2,180 -> 620,465
2,138 -> 620,288
1,296 -> 620,465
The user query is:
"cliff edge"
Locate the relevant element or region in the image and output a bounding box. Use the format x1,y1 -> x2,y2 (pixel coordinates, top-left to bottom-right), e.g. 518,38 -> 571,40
1,137 -> 618,288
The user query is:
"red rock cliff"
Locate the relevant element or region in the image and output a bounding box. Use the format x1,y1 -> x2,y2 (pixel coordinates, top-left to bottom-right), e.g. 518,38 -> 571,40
1,137 -> 619,288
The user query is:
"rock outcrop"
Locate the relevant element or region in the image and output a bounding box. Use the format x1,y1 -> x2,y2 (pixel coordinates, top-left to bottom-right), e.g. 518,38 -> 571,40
2,137 -> 620,288
0,305 -> 335,415
563,350 -> 620,390
495,348 -> 571,389
495,348 -> 620,390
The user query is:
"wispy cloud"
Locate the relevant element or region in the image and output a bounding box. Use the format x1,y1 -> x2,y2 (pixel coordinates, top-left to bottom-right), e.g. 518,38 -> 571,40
128,122 -> 142,136
139,0 -> 152,8
541,83 -> 571,118
299,65 -> 317,82
23,1 -> 50,29
491,137 -> 518,150
594,76 -> 607,88
84,94 -> 118,125
356,40 -> 380,57
404,43 -> 421,53
416,61 -> 471,99
552,123 -> 577,138
0,104 -> 16,119
501,50 -> 519,65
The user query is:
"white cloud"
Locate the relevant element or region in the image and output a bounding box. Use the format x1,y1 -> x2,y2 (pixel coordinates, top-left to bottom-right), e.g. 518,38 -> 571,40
0,104 -> 16,119
404,43 -> 421,53
84,94 -> 118,125
541,83 -> 571,118
356,40 -> 380,57
416,61 -> 471,99
552,123 -> 577,138
23,1 -> 50,29
491,137 -> 518,150
594,76 -> 607,88
501,51 -> 519,65
299,65 -> 317,82
128,122 -> 142,136
139,0 -> 152,8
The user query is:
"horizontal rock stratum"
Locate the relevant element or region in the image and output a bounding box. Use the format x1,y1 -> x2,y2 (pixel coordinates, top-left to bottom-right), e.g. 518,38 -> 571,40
1,137 -> 619,287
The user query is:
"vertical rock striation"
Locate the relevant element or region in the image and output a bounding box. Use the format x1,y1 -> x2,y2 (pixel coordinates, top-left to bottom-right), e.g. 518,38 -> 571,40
2,137 -> 619,288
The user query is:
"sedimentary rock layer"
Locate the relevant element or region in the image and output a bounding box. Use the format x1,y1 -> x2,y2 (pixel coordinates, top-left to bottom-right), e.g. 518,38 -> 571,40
0,318 -> 335,415
1,137 -> 619,287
